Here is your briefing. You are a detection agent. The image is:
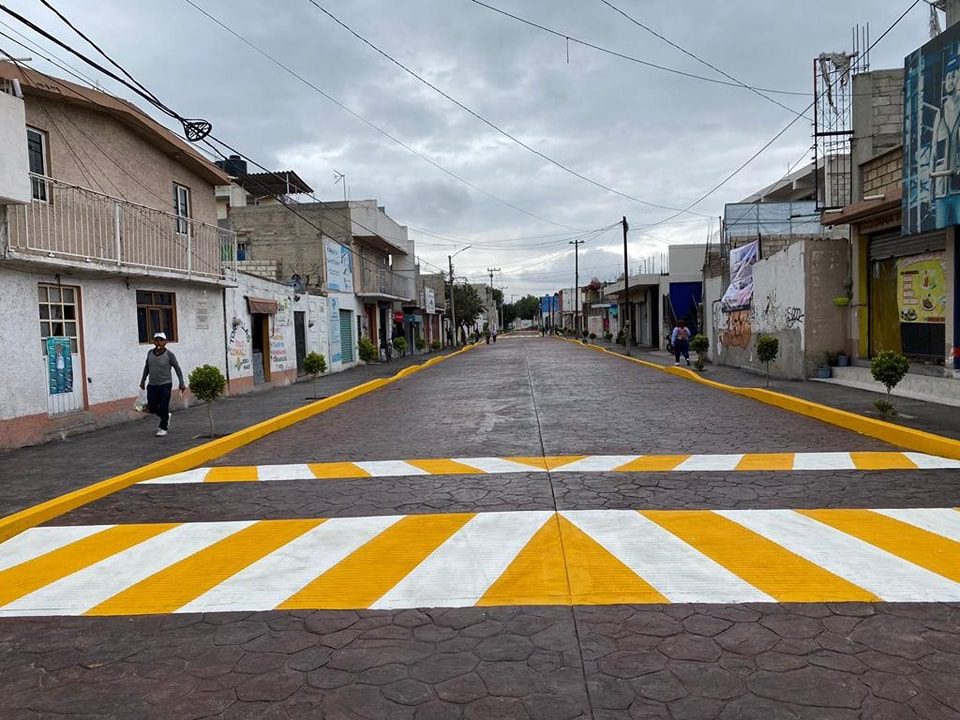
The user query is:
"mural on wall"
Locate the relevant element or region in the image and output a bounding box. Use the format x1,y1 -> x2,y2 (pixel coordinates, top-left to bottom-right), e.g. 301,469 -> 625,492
897,251 -> 947,323
46,337 -> 73,394
904,22 -> 960,233
325,239 -> 354,293
718,309 -> 752,350
229,321 -> 252,373
274,297 -> 292,327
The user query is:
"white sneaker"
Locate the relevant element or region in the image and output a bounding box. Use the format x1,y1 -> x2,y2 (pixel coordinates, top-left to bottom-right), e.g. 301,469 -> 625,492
673,362 -> 680,366
156,429 -> 168,437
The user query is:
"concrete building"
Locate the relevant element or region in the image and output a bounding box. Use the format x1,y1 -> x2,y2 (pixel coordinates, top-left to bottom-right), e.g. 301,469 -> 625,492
0,62 -> 236,448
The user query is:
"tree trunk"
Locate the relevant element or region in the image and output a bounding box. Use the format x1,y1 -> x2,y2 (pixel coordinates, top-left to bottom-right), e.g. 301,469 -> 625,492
206,401 -> 215,437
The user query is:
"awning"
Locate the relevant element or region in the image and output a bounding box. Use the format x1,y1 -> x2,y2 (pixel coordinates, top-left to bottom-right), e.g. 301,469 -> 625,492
821,186 -> 902,227
246,297 -> 278,315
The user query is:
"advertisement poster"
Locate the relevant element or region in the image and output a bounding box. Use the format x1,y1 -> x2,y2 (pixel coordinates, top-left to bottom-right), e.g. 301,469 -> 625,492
721,239 -> 759,311
425,287 -> 436,314
325,238 -> 354,293
46,336 -> 73,395
897,252 -> 947,323
328,296 -> 342,363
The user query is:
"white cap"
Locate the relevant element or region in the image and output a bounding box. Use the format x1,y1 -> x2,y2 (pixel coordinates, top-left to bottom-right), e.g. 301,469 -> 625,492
153,332 -> 167,340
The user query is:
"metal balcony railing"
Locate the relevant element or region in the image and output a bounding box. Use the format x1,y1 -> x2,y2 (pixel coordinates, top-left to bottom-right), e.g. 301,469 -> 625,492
5,174 -> 237,281
358,257 -> 413,300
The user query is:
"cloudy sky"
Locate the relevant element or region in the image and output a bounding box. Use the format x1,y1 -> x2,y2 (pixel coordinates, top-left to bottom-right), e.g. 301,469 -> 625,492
1,0 -> 931,298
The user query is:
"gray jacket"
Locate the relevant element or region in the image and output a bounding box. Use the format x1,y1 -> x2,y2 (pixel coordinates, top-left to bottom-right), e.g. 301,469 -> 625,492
142,348 -> 185,387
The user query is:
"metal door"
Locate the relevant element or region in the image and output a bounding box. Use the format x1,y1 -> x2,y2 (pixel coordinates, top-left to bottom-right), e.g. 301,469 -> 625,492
294,311 -> 306,375
339,309 -> 354,362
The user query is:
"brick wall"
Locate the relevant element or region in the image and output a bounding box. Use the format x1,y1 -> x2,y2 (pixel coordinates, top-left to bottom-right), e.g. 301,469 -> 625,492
862,147 -> 903,197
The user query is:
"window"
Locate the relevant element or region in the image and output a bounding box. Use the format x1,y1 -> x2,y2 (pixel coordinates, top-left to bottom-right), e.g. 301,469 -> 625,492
137,290 -> 178,343
27,127 -> 48,201
39,284 -> 79,355
174,183 -> 191,235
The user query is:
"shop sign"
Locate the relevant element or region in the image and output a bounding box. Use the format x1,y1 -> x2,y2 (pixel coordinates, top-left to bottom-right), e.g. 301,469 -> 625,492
393,310 -> 405,323
897,251 -> 947,323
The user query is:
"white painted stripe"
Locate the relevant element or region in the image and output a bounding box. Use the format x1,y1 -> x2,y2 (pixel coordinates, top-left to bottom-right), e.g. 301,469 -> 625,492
903,453 -> 960,470
562,510 -> 773,603
791,452 -> 855,470
552,456 -> 638,473
873,508 -> 960,543
450,457 -> 539,474
353,460 -> 429,477
0,521 -> 253,616
177,515 -> 402,613
141,468 -> 210,485
371,511 -> 553,609
0,525 -> 113,573
257,464 -> 315,481
718,509 -> 960,602
675,454 -> 744,472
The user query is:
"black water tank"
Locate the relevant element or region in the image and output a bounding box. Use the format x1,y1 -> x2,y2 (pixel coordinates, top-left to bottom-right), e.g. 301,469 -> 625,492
215,154 -> 248,177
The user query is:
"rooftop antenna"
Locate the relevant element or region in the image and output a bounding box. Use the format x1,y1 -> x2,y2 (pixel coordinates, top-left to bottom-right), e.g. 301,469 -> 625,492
333,170 -> 348,204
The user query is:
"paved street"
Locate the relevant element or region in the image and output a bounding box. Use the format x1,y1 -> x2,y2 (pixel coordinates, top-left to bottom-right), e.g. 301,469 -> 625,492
1,338 -> 959,719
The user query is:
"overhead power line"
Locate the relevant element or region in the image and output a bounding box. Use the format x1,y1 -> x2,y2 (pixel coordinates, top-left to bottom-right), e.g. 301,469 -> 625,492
302,0 -> 710,218
469,0 -> 809,97
599,0 -> 811,121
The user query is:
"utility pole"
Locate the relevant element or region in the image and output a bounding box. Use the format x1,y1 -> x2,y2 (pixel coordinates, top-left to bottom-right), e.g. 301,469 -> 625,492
486,267 -> 501,330
622,216 -> 630,355
569,239 -> 584,333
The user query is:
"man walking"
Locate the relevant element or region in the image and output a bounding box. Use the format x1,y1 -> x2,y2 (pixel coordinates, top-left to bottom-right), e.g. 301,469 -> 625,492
140,332 -> 185,437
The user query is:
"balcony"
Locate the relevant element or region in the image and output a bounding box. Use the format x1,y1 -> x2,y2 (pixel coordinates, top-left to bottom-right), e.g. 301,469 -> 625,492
356,256 -> 413,301
4,175 -> 237,282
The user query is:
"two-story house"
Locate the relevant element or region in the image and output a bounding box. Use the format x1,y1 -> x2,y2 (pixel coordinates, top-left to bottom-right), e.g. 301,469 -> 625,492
0,62 -> 236,448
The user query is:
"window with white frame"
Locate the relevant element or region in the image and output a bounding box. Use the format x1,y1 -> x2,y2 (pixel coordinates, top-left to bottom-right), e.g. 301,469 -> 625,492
39,284 -> 79,355
174,183 -> 191,235
27,127 -> 48,201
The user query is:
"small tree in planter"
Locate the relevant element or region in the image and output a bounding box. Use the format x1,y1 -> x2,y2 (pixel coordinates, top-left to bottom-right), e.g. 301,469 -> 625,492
690,333 -> 709,371
303,352 -> 327,400
430,339 -> 442,351
870,350 -> 910,419
357,336 -> 378,370
755,335 -> 780,388
188,365 -> 226,438
589,332 -> 597,343
392,335 -> 408,356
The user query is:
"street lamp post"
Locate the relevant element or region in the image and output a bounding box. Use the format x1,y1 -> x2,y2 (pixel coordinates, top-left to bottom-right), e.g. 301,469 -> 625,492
448,246 -> 470,345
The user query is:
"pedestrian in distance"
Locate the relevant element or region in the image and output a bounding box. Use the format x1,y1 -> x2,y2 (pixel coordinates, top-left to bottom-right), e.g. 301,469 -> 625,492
492,327 -> 498,343
671,319 -> 691,366
140,332 -> 185,437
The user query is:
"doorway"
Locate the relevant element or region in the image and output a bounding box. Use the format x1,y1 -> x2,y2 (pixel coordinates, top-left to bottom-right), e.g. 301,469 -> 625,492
294,311 -> 306,375
251,313 -> 271,384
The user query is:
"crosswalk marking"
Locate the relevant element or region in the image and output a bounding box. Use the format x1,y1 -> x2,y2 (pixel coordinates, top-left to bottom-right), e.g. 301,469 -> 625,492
138,451 -> 959,484
3,507 -> 960,617
718,510 -> 960,602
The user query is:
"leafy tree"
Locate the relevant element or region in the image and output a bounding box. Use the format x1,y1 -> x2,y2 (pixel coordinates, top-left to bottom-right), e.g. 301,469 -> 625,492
755,335 -> 780,388
502,303 -> 518,328
430,339 -> 442,351
871,350 -> 909,418
188,365 -> 226,437
393,336 -> 408,355
690,334 -> 709,371
452,284 -> 484,328
515,294 -> 541,320
357,336 -> 378,364
303,352 -> 327,399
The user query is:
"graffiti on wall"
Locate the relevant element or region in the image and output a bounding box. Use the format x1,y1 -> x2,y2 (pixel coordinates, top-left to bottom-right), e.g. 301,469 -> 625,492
719,309 -> 753,349
758,290 -> 804,330
270,331 -> 289,369
229,322 -> 252,373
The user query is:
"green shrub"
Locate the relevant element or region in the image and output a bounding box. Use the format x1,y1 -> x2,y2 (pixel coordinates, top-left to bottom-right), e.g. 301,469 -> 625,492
871,350 -> 909,400
415,336 -> 426,351
357,336 -> 378,364
392,336 -> 408,355
690,333 -> 709,372
430,339 -> 442,351
303,352 -> 327,399
874,398 -> 896,420
755,335 -> 780,387
603,332 -> 613,341
589,332 -> 597,340
188,364 -> 226,437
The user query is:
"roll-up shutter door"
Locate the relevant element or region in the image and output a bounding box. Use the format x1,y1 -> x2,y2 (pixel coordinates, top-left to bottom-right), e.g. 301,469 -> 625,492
339,309 -> 354,362
869,232 -> 945,261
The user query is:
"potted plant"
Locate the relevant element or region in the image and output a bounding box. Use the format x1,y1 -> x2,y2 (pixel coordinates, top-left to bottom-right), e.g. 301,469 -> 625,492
870,350 -> 909,419
188,364 -> 226,438
690,333 -> 709,371
357,336 -> 378,369
392,335 -> 408,356
836,349 -> 850,367
755,335 -> 780,388
825,351 -> 839,367
430,339 -> 442,351
815,354 -> 832,379
303,352 -> 327,400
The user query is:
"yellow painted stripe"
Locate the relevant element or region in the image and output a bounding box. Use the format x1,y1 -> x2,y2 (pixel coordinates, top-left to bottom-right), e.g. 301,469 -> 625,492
735,453 -> 795,471
505,456 -> 587,470
86,519 -> 324,616
560,515 -> 668,604
478,517 -> 569,606
205,466 -> 259,482
850,452 -> 918,470
0,524 -> 177,607
614,455 -> 690,472
799,509 -> 960,583
277,513 -> 474,610
643,510 -> 878,602
406,458 -> 486,475
308,462 -> 370,480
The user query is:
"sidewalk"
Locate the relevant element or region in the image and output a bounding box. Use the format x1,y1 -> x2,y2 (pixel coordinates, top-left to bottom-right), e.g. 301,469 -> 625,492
0,350 -> 451,518
595,341 -> 960,442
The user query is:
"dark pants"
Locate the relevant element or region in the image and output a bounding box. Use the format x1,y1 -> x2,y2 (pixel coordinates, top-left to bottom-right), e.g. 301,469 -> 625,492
147,383 -> 172,430
674,339 -> 690,363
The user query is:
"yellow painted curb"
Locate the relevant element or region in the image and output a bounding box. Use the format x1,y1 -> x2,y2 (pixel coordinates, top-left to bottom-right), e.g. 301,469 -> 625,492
0,344 -> 479,544
564,338 -> 960,460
